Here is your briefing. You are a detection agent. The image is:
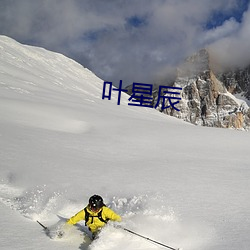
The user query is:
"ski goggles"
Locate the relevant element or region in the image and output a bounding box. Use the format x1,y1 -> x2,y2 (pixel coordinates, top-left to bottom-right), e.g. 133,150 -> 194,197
89,205 -> 101,212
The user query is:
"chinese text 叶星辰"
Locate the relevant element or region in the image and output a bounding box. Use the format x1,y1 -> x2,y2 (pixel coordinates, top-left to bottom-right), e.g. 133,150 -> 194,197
102,80 -> 182,111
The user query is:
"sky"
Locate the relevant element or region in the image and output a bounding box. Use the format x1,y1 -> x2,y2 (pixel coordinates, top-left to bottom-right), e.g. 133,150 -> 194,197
0,0 -> 249,87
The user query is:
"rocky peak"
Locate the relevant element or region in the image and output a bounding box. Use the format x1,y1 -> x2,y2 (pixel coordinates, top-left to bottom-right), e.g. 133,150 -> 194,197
177,48 -> 210,78
124,48 -> 250,130
162,49 -> 250,130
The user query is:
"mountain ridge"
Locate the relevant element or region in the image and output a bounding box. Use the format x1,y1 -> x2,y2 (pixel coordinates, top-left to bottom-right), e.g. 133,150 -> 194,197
126,48 -> 250,130
171,48 -> 250,129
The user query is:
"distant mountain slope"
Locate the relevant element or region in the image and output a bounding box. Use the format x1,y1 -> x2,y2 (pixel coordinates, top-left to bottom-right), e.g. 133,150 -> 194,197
216,66 -> 250,102
0,35 -> 104,100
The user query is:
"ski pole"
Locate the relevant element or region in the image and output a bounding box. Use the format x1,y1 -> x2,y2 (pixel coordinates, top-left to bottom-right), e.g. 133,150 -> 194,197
37,220 -> 48,231
122,227 -> 180,250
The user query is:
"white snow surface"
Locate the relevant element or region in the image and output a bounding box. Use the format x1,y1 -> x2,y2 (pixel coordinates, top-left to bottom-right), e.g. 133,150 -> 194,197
0,35 -> 250,250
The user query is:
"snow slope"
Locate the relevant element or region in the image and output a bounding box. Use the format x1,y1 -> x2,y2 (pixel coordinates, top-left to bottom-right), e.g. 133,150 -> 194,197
0,35 -> 250,250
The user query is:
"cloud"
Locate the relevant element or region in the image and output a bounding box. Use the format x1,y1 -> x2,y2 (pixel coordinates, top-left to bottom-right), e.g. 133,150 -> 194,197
200,18 -> 240,45
209,3 -> 250,69
0,0 -> 249,85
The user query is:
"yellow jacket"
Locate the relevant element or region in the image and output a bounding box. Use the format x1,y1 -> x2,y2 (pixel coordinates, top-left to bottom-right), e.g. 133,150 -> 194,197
67,206 -> 121,233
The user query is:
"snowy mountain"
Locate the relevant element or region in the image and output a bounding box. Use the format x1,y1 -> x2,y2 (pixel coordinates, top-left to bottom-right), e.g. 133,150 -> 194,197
169,49 -> 250,129
0,36 -> 250,250
126,49 -> 250,130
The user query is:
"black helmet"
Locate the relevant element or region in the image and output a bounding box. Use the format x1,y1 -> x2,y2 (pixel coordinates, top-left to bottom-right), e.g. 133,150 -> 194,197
89,195 -> 104,210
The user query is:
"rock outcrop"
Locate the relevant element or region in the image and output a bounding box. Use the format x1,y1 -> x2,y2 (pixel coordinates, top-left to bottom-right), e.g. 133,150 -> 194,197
216,66 -> 250,100
160,49 -> 250,129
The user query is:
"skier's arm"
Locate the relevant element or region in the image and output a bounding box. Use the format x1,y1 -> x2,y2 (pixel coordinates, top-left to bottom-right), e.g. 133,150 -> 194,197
104,207 -> 122,222
67,209 -> 85,225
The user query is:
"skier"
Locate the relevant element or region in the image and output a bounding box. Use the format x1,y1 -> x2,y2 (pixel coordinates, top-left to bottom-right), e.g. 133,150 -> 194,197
66,194 -> 122,239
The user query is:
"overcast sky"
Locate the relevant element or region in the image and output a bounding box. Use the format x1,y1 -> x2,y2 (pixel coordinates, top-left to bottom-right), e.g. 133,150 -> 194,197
0,0 -> 249,86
